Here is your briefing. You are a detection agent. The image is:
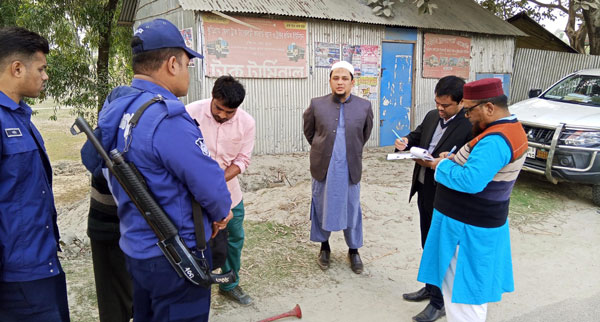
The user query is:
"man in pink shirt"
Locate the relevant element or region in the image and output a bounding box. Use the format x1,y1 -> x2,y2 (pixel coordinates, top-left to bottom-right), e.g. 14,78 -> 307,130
186,75 -> 256,305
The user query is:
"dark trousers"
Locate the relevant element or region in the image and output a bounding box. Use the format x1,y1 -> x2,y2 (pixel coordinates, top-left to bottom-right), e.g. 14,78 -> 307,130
416,182 -> 444,310
0,270 -> 70,322
125,247 -> 212,322
90,238 -> 133,322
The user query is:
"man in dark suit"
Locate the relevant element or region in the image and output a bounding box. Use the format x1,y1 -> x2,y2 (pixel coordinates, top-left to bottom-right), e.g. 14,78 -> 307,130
395,75 -> 472,322
303,61 -> 373,274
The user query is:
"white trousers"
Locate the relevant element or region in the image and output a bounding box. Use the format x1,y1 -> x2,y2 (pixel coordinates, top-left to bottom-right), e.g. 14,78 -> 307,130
442,245 -> 488,322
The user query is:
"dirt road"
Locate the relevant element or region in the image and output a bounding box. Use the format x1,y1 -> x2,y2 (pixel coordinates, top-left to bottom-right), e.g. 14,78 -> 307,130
206,149 -> 600,321
52,145 -> 600,321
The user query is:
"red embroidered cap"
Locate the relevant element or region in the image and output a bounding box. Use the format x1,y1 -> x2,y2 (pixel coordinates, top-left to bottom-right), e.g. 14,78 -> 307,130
463,78 -> 504,100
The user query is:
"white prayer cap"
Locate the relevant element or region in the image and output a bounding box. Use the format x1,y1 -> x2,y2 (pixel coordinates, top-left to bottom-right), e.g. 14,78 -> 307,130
330,61 -> 354,76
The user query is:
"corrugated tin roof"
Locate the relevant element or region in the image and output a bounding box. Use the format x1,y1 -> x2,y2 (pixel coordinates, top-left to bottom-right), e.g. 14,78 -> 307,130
117,0 -> 139,26
507,12 -> 578,53
178,0 -> 526,37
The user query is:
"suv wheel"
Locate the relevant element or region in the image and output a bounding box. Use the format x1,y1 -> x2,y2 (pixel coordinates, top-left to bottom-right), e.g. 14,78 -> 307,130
593,184 -> 600,207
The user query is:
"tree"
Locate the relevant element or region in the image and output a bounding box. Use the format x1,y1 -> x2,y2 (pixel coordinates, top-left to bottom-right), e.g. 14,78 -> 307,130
366,0 -> 600,55
478,0 -> 600,55
0,0 -> 132,122
366,0 -> 438,17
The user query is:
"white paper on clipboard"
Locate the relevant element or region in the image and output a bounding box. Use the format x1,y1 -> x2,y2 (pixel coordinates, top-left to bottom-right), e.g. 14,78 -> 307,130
387,147 -> 434,161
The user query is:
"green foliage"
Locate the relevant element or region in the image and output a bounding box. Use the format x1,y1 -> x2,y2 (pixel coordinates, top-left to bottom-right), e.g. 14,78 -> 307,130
477,1 -> 600,55
367,0 -> 438,17
477,0 -> 556,22
367,0 -> 397,17
0,0 -> 132,124
0,0 -> 20,26
415,0 -> 437,15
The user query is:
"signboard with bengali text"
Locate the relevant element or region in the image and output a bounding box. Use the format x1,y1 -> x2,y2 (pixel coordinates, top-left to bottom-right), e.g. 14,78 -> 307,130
422,33 -> 471,79
201,13 -> 307,78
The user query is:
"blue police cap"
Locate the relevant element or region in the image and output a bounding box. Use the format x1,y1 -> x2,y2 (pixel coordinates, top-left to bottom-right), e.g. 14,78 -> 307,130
132,18 -> 203,59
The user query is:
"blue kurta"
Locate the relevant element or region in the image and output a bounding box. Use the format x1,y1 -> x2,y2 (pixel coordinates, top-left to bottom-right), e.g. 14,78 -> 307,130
310,102 -> 363,248
417,133 -> 515,305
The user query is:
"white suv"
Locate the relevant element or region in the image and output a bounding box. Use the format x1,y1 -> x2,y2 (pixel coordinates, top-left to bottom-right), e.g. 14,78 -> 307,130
510,69 -> 600,206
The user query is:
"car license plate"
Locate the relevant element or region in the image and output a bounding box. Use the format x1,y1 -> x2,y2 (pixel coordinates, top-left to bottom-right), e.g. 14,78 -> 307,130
526,147 -> 536,159
536,149 -> 548,160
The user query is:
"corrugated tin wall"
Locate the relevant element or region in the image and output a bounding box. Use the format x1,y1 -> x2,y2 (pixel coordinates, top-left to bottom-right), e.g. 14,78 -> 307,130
413,31 -> 515,127
178,0 -> 525,37
131,5 -> 516,154
133,1 -> 201,105
511,48 -> 600,103
194,18 -> 384,154
135,0 -> 183,21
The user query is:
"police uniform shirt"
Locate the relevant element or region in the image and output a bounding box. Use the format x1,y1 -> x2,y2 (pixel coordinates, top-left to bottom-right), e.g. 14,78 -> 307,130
0,90 -> 61,282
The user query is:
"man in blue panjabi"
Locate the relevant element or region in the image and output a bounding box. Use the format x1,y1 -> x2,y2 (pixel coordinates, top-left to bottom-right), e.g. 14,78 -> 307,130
303,61 -> 373,274
420,78 -> 528,321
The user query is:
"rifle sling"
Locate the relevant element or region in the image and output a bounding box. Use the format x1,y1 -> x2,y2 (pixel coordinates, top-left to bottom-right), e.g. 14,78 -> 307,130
192,200 -> 206,251
128,95 -> 207,251
129,96 -> 163,127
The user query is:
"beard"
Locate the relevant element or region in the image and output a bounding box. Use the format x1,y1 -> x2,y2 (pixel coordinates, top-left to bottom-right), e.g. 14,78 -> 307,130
472,121 -> 485,137
212,114 -> 227,123
333,91 -> 349,103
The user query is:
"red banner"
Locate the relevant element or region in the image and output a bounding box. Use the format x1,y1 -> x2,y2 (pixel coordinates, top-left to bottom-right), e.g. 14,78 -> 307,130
422,33 -> 471,79
201,14 -> 307,78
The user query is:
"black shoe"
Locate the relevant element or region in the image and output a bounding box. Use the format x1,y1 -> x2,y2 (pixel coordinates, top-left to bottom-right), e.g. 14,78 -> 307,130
219,286 -> 253,305
317,250 -> 330,270
412,303 -> 445,322
348,253 -> 363,274
403,287 -> 431,302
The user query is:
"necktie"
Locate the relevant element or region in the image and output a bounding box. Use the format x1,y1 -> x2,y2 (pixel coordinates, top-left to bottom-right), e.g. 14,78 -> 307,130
439,117 -> 452,129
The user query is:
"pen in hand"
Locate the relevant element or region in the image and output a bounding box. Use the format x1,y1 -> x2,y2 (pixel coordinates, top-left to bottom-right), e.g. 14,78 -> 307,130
447,145 -> 457,157
392,129 -> 408,150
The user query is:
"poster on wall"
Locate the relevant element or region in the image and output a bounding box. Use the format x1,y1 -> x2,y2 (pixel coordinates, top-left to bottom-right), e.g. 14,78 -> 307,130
342,44 -> 362,75
201,13 -> 307,78
342,44 -> 380,77
180,28 -> 195,67
315,42 -> 341,68
422,33 -> 470,79
341,44 -> 380,99
359,45 -> 380,76
352,77 -> 378,100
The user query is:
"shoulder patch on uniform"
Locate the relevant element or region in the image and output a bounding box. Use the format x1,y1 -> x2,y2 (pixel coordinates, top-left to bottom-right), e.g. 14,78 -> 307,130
195,137 -> 210,156
5,128 -> 22,137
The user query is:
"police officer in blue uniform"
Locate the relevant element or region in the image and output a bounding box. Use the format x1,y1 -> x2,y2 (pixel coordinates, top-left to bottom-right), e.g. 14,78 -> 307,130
93,19 -> 232,321
0,27 -> 70,321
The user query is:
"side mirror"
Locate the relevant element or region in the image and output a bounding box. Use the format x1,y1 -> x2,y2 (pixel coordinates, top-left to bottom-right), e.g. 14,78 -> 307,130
528,89 -> 542,98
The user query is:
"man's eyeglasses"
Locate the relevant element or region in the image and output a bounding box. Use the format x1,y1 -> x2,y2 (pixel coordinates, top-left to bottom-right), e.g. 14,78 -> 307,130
463,102 -> 486,115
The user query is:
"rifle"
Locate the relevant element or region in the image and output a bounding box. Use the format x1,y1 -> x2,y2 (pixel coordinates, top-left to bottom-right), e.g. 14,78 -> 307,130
71,116 -> 235,288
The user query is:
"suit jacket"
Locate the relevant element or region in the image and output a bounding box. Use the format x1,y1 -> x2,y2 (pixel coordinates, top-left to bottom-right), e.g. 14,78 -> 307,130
404,108 -> 473,201
303,94 -> 373,184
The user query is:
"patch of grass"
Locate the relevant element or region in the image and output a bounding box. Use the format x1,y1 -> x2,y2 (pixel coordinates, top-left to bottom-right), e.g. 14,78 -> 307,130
509,175 -> 563,227
243,221 -> 312,281
211,220 -> 325,310
32,107 -> 86,161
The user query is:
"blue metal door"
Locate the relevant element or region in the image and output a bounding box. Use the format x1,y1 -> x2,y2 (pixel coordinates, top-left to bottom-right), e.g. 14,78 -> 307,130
379,42 -> 413,146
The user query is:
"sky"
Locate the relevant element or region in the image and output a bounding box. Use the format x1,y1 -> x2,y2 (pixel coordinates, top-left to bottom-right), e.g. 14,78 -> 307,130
540,12 -> 570,43
540,13 -> 569,33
